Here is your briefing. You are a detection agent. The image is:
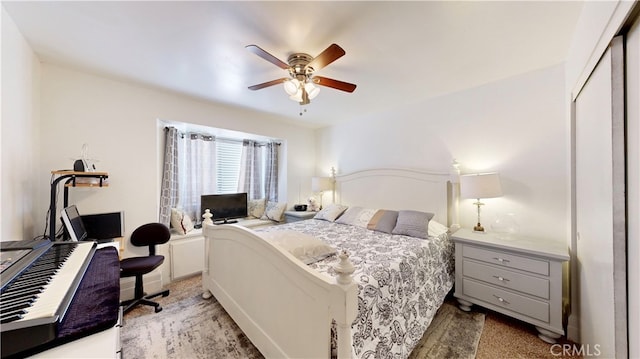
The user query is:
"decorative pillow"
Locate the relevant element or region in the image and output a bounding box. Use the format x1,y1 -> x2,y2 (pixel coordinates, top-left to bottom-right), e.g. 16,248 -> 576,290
336,207 -> 378,228
260,230 -> 337,265
428,220 -> 450,237
391,210 -> 435,239
314,204 -> 348,222
248,198 -> 266,219
367,209 -> 399,234
261,201 -> 287,222
170,208 -> 194,235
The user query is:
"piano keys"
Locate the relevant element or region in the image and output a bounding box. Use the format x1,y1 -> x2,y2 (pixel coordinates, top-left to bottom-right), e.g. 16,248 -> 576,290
0,240 -> 98,358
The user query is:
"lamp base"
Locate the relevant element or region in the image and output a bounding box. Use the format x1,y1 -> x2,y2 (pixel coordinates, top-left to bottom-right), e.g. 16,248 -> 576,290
473,223 -> 485,232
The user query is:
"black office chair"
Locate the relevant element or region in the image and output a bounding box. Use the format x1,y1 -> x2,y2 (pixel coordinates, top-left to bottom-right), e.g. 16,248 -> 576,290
120,223 -> 171,313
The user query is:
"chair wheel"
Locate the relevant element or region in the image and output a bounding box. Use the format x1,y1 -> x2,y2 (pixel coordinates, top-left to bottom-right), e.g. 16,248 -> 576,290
155,306 -> 163,313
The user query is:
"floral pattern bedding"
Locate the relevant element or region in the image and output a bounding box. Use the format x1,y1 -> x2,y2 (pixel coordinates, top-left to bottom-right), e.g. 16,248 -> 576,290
257,219 -> 455,359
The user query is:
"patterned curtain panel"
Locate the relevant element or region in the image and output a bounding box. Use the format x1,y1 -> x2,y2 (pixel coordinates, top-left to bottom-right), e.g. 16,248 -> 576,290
178,133 -> 217,220
159,127 -> 179,226
237,140 -> 263,200
264,142 -> 280,202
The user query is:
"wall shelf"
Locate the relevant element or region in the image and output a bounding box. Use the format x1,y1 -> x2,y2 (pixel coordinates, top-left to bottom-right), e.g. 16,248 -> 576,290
49,170 -> 110,241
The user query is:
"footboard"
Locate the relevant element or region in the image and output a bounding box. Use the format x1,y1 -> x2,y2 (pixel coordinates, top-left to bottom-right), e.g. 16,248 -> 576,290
202,222 -> 358,359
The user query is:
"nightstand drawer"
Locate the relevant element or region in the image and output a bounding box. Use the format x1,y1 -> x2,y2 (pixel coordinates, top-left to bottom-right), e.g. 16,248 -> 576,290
462,260 -> 550,299
462,278 -> 549,322
462,245 -> 549,275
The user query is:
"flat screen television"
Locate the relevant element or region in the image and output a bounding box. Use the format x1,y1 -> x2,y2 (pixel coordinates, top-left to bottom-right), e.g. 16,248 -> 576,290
200,193 -> 248,224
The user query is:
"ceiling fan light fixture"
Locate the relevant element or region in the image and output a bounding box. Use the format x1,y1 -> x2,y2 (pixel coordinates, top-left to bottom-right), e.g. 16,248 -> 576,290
305,82 -> 320,99
246,44 -> 356,107
283,79 -> 299,96
289,89 -> 303,102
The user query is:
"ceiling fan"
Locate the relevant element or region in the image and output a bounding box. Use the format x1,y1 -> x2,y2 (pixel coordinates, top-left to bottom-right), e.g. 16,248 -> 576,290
246,43 -> 357,105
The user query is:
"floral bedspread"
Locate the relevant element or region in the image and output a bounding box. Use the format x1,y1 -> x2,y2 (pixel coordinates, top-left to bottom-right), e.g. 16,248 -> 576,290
257,219 -> 455,359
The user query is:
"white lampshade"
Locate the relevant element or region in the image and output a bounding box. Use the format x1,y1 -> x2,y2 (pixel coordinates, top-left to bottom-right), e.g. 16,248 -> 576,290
289,88 -> 303,102
460,173 -> 503,199
305,82 -> 320,99
312,177 -> 333,192
284,79 -> 300,96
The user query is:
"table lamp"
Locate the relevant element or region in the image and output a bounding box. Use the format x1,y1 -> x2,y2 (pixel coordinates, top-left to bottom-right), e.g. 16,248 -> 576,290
312,177 -> 333,210
460,172 -> 503,232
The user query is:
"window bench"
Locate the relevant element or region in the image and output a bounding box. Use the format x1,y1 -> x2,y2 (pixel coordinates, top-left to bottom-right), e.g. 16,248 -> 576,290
168,217 -> 278,280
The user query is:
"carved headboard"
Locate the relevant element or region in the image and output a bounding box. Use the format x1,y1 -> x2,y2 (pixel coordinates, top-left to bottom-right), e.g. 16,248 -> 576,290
332,168 -> 458,228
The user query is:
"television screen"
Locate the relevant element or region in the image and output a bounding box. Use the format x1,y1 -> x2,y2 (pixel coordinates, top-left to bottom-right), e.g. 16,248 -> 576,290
81,211 -> 124,239
201,193 -> 248,224
61,205 -> 88,241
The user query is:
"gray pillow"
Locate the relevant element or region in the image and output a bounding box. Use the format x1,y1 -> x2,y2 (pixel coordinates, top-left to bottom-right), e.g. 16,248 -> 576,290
367,210 -> 399,233
392,210 -> 434,239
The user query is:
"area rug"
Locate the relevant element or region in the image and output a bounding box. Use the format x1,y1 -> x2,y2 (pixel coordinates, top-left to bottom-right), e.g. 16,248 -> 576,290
409,300 -> 485,359
121,283 -> 484,359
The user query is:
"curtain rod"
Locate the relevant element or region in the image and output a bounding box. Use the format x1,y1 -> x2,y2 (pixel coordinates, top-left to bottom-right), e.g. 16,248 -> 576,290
164,126 -> 281,146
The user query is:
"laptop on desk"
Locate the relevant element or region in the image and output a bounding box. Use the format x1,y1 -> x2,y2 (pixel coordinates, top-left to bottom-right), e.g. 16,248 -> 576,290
61,205 -> 115,244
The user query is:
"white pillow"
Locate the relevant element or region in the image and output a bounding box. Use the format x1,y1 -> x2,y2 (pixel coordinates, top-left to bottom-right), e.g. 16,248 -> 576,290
170,208 -> 194,235
336,207 -> 378,228
260,230 -> 337,264
428,220 -> 450,237
261,201 -> 287,222
314,204 -> 348,222
248,198 -> 266,218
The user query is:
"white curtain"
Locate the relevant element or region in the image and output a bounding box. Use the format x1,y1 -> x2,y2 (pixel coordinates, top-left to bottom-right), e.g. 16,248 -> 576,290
237,140 -> 262,200
238,140 -> 280,202
177,133 -> 217,221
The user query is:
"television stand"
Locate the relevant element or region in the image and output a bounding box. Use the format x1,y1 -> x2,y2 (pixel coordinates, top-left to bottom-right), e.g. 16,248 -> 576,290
214,219 -> 238,225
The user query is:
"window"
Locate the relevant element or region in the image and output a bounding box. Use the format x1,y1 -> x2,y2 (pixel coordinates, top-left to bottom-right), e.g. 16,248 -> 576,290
215,140 -> 242,194
159,124 -> 281,227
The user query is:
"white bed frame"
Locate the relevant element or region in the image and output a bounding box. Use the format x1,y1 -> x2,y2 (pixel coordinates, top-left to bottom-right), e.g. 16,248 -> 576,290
202,167 -> 459,358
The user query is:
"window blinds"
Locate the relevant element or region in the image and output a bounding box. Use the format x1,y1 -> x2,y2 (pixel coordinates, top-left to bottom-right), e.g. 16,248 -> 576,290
216,139 -> 242,194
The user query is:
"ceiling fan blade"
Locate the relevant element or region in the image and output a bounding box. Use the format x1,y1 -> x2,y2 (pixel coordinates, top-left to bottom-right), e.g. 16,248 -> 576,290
248,78 -> 289,90
312,76 -> 357,93
246,45 -> 289,70
306,44 -> 345,71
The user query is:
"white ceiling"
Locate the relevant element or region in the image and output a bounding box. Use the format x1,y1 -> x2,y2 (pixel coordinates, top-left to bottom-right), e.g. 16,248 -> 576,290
3,1 -> 583,128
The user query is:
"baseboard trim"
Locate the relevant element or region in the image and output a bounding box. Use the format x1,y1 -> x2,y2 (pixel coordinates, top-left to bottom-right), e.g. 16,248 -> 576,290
567,313 -> 579,342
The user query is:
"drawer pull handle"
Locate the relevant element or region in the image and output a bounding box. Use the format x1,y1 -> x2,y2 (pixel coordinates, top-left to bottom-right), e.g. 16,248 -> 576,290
493,275 -> 510,282
493,295 -> 510,304
493,257 -> 510,263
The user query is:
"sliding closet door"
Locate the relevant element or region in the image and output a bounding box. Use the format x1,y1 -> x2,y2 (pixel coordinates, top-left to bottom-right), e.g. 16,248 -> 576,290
574,36 -> 627,358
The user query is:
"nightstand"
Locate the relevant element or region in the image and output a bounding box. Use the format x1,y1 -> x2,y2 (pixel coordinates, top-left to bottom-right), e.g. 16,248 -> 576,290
452,228 -> 569,343
284,210 -> 317,223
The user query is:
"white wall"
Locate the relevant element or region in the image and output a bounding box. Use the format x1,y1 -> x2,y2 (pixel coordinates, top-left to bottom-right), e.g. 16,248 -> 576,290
1,6 -> 41,241
317,64 -> 568,242
35,63 -> 316,282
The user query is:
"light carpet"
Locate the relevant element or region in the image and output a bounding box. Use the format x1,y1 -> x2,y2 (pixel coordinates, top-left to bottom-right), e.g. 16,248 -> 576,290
122,280 -> 484,359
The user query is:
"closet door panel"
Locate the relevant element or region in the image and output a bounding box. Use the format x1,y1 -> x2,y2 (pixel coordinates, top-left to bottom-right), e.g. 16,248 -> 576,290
574,36 -> 626,359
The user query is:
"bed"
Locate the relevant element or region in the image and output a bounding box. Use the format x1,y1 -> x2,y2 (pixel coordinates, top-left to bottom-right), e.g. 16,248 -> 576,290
201,168 -> 460,359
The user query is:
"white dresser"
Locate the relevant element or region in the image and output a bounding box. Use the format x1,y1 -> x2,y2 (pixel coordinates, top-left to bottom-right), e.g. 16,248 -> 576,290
452,229 -> 569,343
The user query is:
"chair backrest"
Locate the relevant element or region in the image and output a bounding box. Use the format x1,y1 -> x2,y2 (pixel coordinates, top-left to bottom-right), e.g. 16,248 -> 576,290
130,223 -> 171,256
